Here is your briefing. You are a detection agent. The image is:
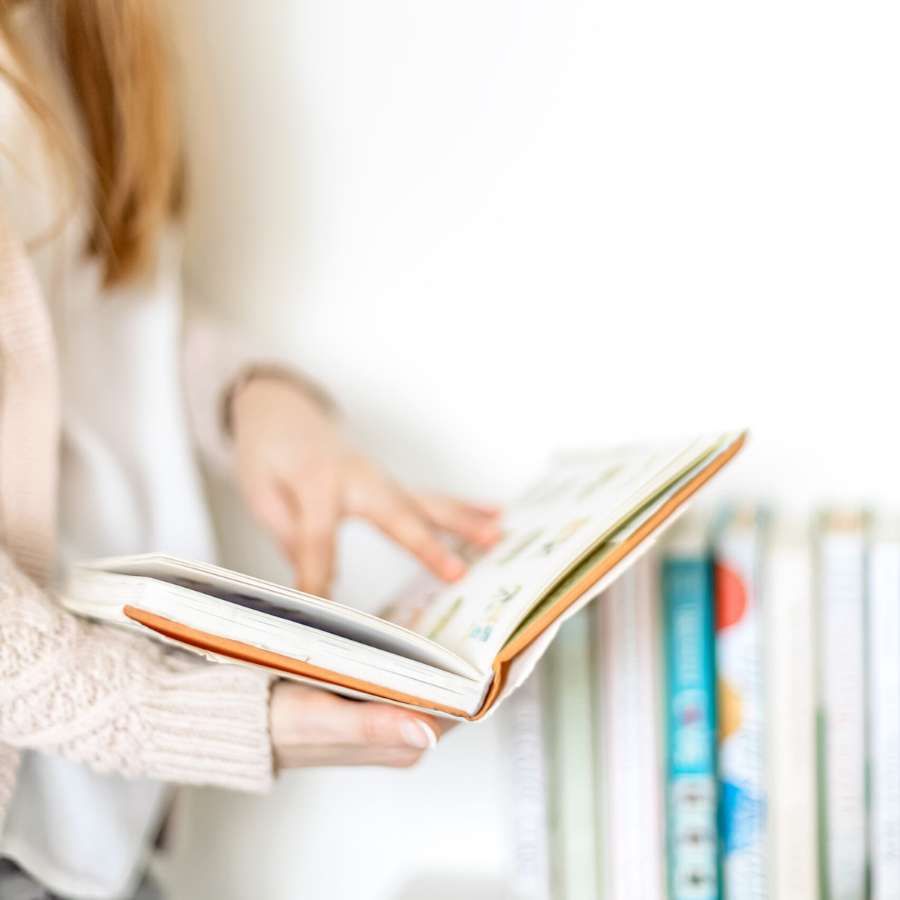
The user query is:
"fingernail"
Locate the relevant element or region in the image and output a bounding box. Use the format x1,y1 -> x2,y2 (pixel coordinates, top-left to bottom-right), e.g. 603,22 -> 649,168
401,719 -> 438,750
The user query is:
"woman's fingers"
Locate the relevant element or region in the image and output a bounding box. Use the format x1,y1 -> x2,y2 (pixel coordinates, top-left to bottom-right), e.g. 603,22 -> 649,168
367,489 -> 467,582
290,470 -> 341,598
244,447 -> 501,595
275,744 -> 426,769
413,493 -> 502,546
241,477 -> 301,563
242,471 -> 341,598
270,683 -> 440,769
345,700 -> 439,750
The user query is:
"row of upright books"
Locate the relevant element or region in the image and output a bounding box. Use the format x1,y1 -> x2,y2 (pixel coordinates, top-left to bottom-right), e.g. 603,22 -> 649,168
502,507 -> 899,900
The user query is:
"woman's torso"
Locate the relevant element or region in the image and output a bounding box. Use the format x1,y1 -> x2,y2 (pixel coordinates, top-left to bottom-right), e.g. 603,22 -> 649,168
0,6 -> 216,898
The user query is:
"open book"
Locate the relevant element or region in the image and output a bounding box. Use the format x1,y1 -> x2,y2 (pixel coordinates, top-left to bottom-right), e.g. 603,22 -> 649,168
60,432 -> 745,720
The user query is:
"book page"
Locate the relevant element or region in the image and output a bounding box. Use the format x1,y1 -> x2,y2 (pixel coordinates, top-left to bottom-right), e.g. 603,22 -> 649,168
382,434 -> 728,673
72,553 -> 483,679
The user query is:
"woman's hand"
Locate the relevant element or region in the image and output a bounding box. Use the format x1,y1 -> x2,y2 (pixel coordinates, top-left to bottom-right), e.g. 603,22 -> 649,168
270,681 -> 446,768
231,377 -> 500,597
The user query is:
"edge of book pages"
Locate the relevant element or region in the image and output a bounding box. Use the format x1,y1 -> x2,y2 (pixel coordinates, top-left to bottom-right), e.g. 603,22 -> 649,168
123,432 -> 747,721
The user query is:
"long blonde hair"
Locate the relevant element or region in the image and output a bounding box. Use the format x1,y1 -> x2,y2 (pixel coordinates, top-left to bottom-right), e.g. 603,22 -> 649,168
0,0 -> 185,286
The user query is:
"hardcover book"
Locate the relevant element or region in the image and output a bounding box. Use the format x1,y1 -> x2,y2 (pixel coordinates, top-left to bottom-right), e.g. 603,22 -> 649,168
60,432 -> 745,720
867,520 -> 900,900
817,511 -> 868,900
764,517 -> 818,900
713,506 -> 768,900
662,518 -> 719,900
545,611 -> 600,900
600,554 -> 666,900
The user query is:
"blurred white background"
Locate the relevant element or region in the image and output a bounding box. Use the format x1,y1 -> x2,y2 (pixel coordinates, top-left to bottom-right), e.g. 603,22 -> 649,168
157,0 -> 900,897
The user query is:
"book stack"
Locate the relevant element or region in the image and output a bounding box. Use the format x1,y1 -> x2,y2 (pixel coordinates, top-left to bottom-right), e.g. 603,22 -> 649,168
504,508 -> 900,900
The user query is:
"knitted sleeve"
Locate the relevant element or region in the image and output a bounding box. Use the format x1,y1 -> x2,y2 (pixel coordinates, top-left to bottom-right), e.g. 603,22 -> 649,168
0,548 -> 274,792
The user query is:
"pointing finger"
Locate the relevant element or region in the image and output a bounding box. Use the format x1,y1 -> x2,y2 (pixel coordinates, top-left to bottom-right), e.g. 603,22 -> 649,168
370,491 -> 467,582
413,493 -> 502,546
291,472 -> 341,598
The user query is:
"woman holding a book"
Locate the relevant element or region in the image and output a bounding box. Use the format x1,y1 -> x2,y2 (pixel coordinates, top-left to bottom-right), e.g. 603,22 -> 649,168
0,2 -> 498,898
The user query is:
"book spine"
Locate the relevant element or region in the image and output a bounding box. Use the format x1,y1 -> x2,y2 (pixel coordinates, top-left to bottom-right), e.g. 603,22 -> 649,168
504,669 -> 552,900
869,540 -> 900,900
714,517 -> 768,900
818,525 -> 867,900
764,535 -> 818,900
601,556 -> 666,900
637,553 -> 667,900
545,609 -> 599,900
663,551 -> 720,900
592,599 -> 609,900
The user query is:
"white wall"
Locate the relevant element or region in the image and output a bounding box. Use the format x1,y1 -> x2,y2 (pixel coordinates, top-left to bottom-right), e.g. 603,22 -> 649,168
159,1 -> 900,897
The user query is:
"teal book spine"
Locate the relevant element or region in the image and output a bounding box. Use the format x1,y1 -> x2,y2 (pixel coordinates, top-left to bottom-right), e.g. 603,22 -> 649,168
663,553 -> 720,900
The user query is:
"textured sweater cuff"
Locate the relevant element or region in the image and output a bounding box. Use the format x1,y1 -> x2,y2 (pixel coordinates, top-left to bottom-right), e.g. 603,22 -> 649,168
139,664 -> 274,792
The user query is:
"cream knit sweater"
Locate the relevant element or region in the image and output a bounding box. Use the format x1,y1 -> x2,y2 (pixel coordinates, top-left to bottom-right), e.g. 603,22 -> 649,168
0,207 -> 275,830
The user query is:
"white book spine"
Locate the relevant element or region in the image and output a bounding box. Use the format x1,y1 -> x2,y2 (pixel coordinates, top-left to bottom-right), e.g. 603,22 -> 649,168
820,527 -> 867,900
504,671 -> 552,900
601,555 -> 665,900
869,539 -> 900,900
547,611 -> 599,900
635,553 -> 667,900
593,600 -> 610,900
764,533 -> 818,900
